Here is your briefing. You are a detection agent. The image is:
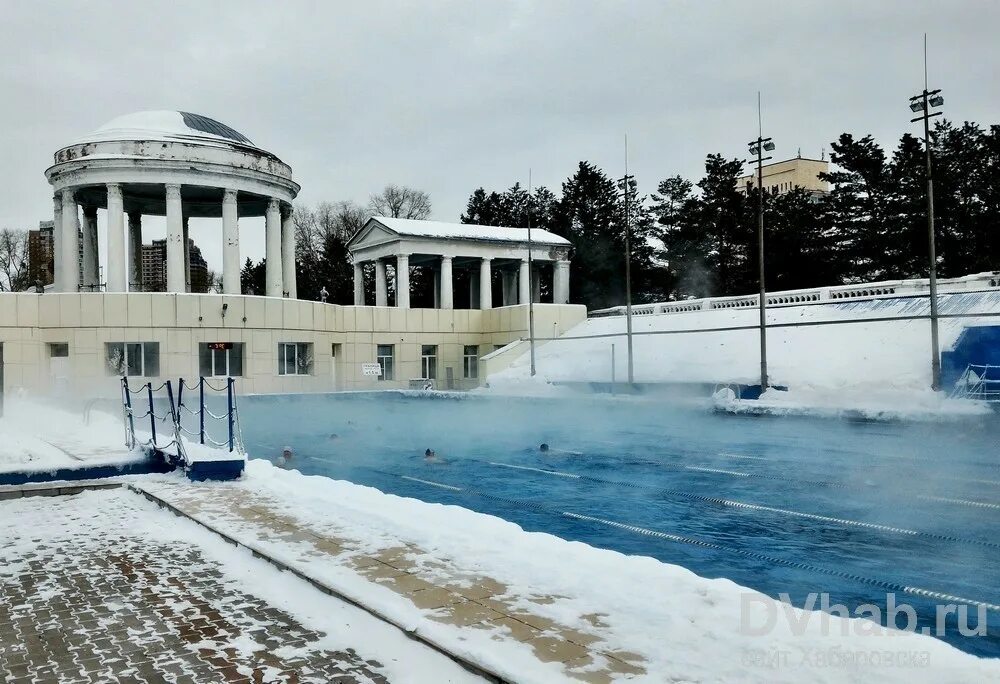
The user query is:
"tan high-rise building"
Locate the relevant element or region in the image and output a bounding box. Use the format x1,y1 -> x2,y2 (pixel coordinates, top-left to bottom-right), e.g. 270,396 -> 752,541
737,156 -> 829,195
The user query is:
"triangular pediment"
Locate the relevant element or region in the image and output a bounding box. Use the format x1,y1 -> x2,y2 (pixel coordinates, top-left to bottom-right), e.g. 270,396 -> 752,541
347,218 -> 400,249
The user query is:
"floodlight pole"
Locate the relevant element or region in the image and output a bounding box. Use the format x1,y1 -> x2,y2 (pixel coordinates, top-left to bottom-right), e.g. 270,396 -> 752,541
910,36 -> 943,391
527,169 -> 536,377
748,132 -> 773,391
621,135 -> 635,385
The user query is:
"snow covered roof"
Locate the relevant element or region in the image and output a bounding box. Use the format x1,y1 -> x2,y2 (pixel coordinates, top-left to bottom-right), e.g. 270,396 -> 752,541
363,217 -> 571,246
73,110 -> 261,150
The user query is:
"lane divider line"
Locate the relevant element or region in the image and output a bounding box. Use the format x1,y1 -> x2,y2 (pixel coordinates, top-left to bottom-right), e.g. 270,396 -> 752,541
381,470 -> 1000,614
485,462 -> 1000,550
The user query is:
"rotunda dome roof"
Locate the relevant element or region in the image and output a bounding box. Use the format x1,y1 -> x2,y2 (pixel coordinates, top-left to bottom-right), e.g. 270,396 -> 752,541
74,110 -> 260,149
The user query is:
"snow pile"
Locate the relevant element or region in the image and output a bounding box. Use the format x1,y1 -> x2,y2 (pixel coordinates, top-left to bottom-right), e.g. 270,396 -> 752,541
179,460 -> 1000,683
713,386 -> 992,421
0,397 -> 137,473
492,292 -> 1000,397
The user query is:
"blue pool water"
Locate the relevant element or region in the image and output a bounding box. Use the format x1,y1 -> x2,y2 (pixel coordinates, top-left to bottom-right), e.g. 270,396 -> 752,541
235,392 -> 1000,657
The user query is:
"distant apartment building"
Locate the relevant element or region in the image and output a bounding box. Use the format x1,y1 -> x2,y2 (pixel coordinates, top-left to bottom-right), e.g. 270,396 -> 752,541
28,221 -> 56,286
737,156 -> 829,195
140,238 -> 210,293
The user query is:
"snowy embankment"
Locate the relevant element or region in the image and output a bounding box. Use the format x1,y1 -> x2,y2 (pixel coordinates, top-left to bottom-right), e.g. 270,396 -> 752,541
490,291 -> 1000,410
183,460 -> 999,683
0,398 -> 137,473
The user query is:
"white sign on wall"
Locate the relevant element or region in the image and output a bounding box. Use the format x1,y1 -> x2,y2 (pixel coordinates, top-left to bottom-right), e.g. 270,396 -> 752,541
362,362 -> 382,377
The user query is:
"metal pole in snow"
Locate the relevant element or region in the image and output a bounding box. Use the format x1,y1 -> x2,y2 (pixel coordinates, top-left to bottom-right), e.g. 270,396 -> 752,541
199,377 -> 206,445
146,382 -> 156,449
227,378 -> 235,452
611,343 -> 616,395
527,169 -> 537,377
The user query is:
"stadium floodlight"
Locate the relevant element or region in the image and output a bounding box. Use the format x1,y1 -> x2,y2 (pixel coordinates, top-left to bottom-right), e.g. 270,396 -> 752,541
910,101 -> 924,112
763,141 -> 775,152
929,95 -> 944,107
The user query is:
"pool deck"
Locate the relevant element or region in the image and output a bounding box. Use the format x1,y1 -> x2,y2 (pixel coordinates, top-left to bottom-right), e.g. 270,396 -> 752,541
131,480 -> 648,683
1,479 -> 645,683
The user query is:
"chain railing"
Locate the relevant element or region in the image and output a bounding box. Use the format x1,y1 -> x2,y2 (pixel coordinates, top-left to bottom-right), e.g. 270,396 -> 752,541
121,376 -> 245,464
120,377 -> 185,463
176,377 -> 244,453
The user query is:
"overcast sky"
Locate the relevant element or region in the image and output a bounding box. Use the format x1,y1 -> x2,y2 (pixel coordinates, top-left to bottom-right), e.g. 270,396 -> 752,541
2,1 -> 998,273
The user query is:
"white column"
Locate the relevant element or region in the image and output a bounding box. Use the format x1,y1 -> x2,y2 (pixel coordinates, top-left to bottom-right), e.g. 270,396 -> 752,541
222,189 -> 240,295
105,184 -> 126,292
396,254 -> 410,308
60,190 -> 79,292
265,198 -> 282,297
81,205 -> 98,291
52,195 -> 63,290
182,216 -> 191,292
479,258 -> 492,309
518,259 -> 530,304
353,261 -> 365,305
440,256 -> 453,309
165,184 -> 185,293
374,260 -> 388,306
554,260 -> 571,304
128,212 -> 142,291
281,207 -> 296,298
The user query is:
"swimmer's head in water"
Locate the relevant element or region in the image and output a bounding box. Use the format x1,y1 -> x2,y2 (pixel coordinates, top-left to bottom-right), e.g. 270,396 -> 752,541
540,443 -> 550,452
282,446 -> 293,458
329,433 -> 339,440
425,448 -> 435,457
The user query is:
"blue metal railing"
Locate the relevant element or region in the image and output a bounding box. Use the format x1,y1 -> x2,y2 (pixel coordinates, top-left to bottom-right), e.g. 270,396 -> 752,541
176,377 -> 242,453
950,364 -> 1000,402
121,376 -> 244,462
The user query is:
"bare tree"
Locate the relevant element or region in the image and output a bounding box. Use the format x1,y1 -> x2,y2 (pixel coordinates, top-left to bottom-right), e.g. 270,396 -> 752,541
0,228 -> 29,292
369,184 -> 432,220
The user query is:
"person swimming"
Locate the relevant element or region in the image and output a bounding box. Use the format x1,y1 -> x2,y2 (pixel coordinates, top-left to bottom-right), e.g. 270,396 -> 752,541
276,446 -> 293,468
424,448 -> 436,459
538,443 -> 582,456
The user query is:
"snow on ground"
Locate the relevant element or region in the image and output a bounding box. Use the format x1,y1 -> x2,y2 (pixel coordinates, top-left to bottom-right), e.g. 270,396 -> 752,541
180,459 -> 999,683
0,398 -> 137,473
492,292 -> 1000,403
0,488 -> 480,683
712,386 -> 992,421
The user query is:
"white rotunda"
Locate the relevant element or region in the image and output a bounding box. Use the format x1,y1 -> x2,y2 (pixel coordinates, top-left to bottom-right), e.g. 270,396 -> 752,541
44,111 -> 300,297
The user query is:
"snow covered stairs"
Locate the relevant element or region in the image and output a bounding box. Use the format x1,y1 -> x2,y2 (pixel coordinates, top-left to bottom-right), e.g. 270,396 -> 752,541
133,480 -> 648,684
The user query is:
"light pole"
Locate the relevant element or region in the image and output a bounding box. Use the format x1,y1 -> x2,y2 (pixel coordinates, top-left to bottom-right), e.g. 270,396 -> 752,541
747,130 -> 774,392
909,52 -> 944,390
620,135 -> 635,385
527,169 -> 536,376
619,169 -> 635,385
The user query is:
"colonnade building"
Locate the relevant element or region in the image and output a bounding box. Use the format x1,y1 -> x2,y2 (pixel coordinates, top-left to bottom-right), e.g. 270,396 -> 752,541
44,111 -> 299,297
0,111 -> 586,397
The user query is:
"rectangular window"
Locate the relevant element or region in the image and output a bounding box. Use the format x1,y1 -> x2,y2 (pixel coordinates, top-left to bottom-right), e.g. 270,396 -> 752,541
376,344 -> 395,381
48,343 -> 69,358
420,345 -> 437,380
106,342 -> 159,377
198,342 -> 244,377
463,345 -> 478,379
278,342 -> 313,376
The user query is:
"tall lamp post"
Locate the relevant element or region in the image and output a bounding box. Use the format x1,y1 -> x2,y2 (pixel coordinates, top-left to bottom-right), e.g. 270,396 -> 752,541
747,131 -> 774,391
909,79 -> 944,390
620,136 -> 635,385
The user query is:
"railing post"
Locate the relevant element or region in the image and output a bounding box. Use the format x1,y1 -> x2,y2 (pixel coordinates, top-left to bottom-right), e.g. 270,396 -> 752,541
122,377 -> 136,449
199,377 -> 206,445
165,380 -> 178,429
227,377 -> 235,453
146,382 -> 157,448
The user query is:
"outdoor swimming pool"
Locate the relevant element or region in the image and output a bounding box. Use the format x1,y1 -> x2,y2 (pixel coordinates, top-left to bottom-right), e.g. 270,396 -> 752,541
237,392 -> 1000,657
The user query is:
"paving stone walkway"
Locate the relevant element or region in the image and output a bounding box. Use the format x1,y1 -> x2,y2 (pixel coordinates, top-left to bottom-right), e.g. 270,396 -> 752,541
135,481 -> 648,683
0,489 -> 398,684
